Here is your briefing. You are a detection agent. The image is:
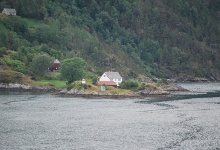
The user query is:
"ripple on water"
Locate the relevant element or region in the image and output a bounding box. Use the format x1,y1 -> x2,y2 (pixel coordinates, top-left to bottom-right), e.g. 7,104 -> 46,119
0,83 -> 220,149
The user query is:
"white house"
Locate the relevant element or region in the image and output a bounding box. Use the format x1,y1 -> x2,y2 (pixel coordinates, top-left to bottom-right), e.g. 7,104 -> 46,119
99,71 -> 123,86
2,8 -> 16,16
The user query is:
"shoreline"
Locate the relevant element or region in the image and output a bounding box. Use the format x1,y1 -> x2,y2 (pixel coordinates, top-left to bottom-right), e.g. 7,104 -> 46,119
57,92 -> 173,99
0,87 -> 171,99
0,83 -> 60,92
0,83 -> 187,99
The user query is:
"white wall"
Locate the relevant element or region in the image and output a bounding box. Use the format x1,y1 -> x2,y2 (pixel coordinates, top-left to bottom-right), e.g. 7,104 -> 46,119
99,73 -> 123,86
99,73 -> 110,81
114,78 -> 122,86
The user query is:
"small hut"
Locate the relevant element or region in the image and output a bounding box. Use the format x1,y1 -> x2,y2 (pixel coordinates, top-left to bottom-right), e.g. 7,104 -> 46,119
82,78 -> 86,84
49,59 -> 60,71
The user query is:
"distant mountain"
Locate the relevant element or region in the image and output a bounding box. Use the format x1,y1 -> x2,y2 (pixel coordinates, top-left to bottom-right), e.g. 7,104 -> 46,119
0,0 -> 220,81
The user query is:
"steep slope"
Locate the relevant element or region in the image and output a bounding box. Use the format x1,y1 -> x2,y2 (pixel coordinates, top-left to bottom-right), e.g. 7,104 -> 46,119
0,0 -> 220,81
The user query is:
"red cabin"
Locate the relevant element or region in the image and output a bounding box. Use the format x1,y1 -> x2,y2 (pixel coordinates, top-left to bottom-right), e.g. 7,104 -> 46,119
49,59 -> 60,71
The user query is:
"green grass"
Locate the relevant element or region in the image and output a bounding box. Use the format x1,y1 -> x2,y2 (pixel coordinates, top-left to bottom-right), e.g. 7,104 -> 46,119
31,80 -> 67,88
22,18 -> 41,27
45,72 -> 61,80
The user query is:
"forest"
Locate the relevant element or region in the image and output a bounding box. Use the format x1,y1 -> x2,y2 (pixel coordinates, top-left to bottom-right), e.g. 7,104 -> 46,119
0,0 -> 220,83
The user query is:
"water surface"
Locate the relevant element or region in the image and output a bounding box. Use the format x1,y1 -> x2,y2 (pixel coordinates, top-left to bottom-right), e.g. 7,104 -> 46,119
0,83 -> 220,150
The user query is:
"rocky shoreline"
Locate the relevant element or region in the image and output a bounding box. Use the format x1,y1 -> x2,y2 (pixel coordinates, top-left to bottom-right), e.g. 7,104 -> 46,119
0,83 -> 188,99
0,83 -> 59,92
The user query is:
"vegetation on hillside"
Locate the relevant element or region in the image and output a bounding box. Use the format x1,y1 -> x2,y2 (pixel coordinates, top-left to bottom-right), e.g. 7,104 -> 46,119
0,0 -> 220,83
60,57 -> 86,84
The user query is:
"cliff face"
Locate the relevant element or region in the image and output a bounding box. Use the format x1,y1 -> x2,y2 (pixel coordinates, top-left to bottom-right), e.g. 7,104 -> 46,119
0,0 -> 220,80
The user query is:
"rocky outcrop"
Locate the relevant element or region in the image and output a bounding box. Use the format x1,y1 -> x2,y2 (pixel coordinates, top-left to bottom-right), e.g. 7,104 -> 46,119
136,89 -> 170,96
60,88 -> 85,94
0,83 -> 58,92
173,76 -> 209,82
159,84 -> 188,92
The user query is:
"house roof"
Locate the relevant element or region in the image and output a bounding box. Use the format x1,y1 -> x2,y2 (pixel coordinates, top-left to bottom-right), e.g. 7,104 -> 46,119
105,72 -> 122,80
3,8 -> 16,13
54,59 -> 60,64
98,81 -> 117,86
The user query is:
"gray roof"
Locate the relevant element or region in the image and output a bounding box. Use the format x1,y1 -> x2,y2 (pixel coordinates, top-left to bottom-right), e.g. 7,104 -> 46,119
3,8 -> 16,13
54,59 -> 60,63
105,72 -> 122,80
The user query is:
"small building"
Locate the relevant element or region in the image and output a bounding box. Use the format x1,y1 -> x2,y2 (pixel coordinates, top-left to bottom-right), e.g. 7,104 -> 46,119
82,78 -> 86,84
98,71 -> 123,86
2,8 -> 16,16
100,85 -> 106,92
49,59 -> 60,71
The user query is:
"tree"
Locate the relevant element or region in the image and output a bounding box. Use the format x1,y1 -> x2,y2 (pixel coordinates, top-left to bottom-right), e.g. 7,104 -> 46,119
190,6 -> 198,26
60,57 -> 86,84
31,54 -> 53,76
0,26 -> 8,48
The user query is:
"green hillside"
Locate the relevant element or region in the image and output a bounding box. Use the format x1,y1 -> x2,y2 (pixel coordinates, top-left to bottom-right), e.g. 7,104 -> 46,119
0,0 -> 220,83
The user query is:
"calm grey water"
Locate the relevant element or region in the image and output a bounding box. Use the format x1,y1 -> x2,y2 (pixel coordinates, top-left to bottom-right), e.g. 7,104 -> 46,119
0,83 -> 220,150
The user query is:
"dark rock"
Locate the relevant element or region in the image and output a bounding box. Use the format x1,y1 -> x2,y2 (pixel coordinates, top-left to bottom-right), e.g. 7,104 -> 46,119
160,84 -> 188,91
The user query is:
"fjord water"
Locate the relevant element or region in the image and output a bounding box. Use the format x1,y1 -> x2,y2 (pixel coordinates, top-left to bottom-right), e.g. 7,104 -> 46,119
0,83 -> 220,150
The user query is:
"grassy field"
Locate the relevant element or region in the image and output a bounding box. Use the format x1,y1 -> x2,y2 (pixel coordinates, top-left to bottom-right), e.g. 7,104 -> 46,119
22,18 -> 41,27
31,80 -> 67,88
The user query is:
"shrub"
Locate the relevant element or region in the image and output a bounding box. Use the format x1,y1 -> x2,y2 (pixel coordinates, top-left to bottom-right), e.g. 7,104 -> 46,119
4,58 -> 28,74
0,47 -> 7,57
120,79 -> 139,89
83,84 -> 88,89
156,79 -> 168,85
137,83 -> 146,90
31,54 -> 54,76
92,77 -> 97,85
70,82 -> 84,90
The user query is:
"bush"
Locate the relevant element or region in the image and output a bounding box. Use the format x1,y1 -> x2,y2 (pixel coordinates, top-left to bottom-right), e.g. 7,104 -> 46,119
4,58 -> 28,74
137,83 -> 146,90
31,54 -> 54,76
83,84 -> 88,89
70,82 -> 85,90
92,77 -> 97,85
0,70 -> 28,83
120,79 -> 139,89
156,79 -> 168,86
0,47 -> 7,57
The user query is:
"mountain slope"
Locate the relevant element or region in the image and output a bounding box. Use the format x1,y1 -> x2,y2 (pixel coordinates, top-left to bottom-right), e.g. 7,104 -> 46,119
0,0 -> 220,81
